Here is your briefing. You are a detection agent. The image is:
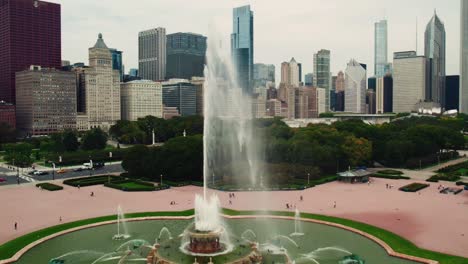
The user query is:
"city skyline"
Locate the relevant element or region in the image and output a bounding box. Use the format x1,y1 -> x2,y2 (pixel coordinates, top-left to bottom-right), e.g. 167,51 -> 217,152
48,0 -> 461,80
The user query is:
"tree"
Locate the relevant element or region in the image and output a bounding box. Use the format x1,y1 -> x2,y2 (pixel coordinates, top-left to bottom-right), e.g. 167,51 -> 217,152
342,136 -> 372,167
62,130 -> 80,152
3,143 -> 33,167
81,128 -> 108,150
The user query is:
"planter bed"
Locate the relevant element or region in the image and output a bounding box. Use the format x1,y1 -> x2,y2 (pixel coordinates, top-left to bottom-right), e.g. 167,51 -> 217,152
399,183 -> 430,192
63,175 -> 123,187
36,183 -> 63,191
104,179 -> 168,192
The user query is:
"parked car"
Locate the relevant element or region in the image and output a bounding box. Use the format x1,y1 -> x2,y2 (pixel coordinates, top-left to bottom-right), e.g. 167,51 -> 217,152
0,177 -> 6,183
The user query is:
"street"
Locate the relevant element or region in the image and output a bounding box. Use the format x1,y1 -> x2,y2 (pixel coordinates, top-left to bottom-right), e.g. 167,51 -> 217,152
0,163 -> 124,186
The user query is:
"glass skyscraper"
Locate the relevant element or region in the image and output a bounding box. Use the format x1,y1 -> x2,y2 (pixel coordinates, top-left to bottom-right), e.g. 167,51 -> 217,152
109,49 -> 123,81
166,32 -> 207,79
461,0 -> 468,114
425,11 -> 446,108
374,20 -> 388,78
313,49 -> 331,110
231,5 -> 254,94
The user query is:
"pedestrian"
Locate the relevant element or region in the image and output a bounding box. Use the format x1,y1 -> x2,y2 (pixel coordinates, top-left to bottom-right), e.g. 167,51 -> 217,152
333,201 -> 336,208
14,222 -> 17,230
229,200 -> 232,205
300,195 -> 303,201
286,203 -> 289,209
78,185 -> 80,190
59,216 -> 62,222
90,191 -> 94,197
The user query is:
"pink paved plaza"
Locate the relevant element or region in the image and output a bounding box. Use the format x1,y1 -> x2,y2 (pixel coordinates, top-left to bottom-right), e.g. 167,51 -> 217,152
0,178 -> 467,258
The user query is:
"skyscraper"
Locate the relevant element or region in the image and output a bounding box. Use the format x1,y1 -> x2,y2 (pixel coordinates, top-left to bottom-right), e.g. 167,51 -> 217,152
344,59 -> 367,113
253,63 -> 275,88
280,58 -> 300,87
314,49 -> 331,110
121,80 -> 163,121
0,0 -> 61,104
425,11 -> 446,108
166,32 -> 207,79
374,20 -> 388,78
336,71 -> 345,92
461,0 -> 468,114
139,27 -> 166,81
445,75 -> 459,111
231,5 -> 254,94
393,51 -> 426,113
162,80 -> 197,116
82,34 -> 121,131
109,48 -> 123,81
305,73 -> 314,86
376,74 -> 393,113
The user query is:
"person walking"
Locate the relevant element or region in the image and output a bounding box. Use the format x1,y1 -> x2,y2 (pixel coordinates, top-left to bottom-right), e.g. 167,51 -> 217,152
333,201 -> 337,208
14,222 -> 17,230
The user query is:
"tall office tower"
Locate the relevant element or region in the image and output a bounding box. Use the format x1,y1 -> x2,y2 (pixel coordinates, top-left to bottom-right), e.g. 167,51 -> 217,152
83,34 -> 121,131
109,49 -> 123,81
298,63 -> 302,83
253,63 -> 275,88
366,90 -> 376,114
461,0 -> 468,113
425,11 -> 446,108
393,51 -> 426,113
368,77 -> 377,91
330,90 -> 337,111
376,74 -> 393,113
121,80 -> 163,121
445,75 -> 459,111
344,59 -> 367,113
332,76 -> 337,90
314,49 -> 331,110
317,88 -> 326,115
139,27 -> 166,81
16,66 -> 76,135
191,77 -> 205,116
0,0 -> 61,104
335,91 -> 345,112
305,73 -> 314,86
162,79 -> 197,116
129,68 -> 139,77
231,5 -> 254,94
280,58 -> 300,87
166,33 -> 206,79
296,87 -> 318,118
336,71 -> 345,92
374,19 -> 388,78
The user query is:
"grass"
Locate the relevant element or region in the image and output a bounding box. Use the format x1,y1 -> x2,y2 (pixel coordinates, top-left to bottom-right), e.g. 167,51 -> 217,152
0,210 -> 465,264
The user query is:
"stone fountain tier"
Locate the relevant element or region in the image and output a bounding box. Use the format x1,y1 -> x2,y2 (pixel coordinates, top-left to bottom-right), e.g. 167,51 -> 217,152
187,226 -> 225,254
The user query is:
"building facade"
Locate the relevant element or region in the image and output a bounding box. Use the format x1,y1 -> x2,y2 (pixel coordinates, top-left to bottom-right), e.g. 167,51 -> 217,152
375,19 -> 388,78
425,12 -> 446,108
393,51 -> 426,113
139,27 -> 166,81
445,75 -> 459,111
344,59 -> 367,113
314,49 -> 331,110
231,5 -> 254,94
0,0 -> 61,104
0,102 -> 15,128
166,32 -> 206,80
162,79 -> 197,116
253,63 -> 275,88
15,66 -> 76,135
336,71 -> 345,92
305,73 -> 314,86
83,34 -> 121,131
461,0 -> 468,113
280,58 -> 300,87
376,74 -> 393,114
121,80 -> 163,121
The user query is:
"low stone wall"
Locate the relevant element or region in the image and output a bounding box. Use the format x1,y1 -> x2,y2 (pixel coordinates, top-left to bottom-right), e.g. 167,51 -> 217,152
0,215 -> 438,264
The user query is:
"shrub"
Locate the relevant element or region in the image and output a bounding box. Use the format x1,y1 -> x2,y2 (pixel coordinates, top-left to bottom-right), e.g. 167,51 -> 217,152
372,173 -> 410,180
455,181 -> 468,186
377,169 -> 404,175
399,183 -> 430,192
63,175 -> 122,187
36,183 -> 63,191
104,179 -> 168,192
437,161 -> 468,173
426,174 -> 461,183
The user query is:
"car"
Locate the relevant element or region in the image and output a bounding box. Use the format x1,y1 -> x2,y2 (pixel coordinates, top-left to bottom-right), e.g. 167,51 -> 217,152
28,170 -> 37,175
33,171 -> 49,176
0,177 -> 6,183
74,168 -> 84,172
56,169 -> 68,174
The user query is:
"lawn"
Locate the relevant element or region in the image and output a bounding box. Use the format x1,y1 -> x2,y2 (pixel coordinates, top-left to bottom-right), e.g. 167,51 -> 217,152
1,209 -> 467,264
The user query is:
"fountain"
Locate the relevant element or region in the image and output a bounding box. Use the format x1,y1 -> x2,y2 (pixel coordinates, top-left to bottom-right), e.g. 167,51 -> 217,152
290,209 -> 304,237
113,205 -> 130,240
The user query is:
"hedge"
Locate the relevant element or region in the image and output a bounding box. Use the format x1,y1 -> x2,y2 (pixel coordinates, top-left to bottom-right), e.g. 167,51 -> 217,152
63,175 -> 122,187
36,183 -> 63,191
437,161 -> 468,173
399,183 -> 430,192
455,181 -> 468,187
371,173 -> 410,180
104,179 -> 162,192
377,169 -> 404,175
426,174 -> 461,183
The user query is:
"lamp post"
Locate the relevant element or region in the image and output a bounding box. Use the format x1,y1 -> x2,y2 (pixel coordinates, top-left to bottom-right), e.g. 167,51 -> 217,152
89,156 -> 93,177
160,174 -> 163,187
52,163 -> 55,180
307,173 -> 310,186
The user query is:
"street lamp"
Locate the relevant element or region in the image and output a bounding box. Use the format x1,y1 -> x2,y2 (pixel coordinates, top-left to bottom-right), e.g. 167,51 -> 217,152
89,156 -> 93,177
160,174 -> 163,187
307,173 -> 310,186
52,163 -> 55,180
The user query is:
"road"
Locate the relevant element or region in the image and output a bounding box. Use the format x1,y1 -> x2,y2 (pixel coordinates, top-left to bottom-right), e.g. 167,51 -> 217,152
0,163 -> 124,186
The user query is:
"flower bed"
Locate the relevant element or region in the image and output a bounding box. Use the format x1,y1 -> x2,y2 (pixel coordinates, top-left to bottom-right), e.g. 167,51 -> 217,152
36,183 -> 63,191
399,183 -> 430,192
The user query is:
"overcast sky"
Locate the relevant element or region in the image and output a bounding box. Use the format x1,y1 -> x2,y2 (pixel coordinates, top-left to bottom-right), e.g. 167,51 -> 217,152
52,0 -> 462,79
